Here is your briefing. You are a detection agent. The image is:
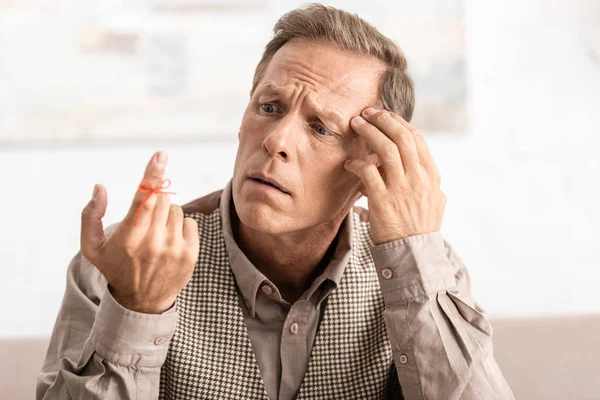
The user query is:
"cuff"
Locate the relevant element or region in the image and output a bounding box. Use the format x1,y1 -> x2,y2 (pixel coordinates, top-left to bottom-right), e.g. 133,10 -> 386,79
370,231 -> 456,305
89,287 -> 178,368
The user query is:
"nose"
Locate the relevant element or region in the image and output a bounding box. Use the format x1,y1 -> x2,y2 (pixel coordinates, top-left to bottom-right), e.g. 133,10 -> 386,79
262,114 -> 303,162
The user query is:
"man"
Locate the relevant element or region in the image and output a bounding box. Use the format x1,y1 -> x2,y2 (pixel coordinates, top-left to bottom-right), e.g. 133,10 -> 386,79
37,4 -> 514,400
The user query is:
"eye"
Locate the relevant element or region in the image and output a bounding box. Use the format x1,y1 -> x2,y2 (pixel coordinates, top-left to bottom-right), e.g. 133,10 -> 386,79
261,103 -> 279,114
312,123 -> 330,136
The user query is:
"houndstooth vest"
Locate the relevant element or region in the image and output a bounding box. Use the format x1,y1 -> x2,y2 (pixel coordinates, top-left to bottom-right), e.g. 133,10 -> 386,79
159,203 -> 403,399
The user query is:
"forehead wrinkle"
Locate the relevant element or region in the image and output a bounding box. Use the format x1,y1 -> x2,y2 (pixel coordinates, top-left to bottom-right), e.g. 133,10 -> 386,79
311,95 -> 346,128
271,52 -> 368,107
285,71 -> 355,129
256,81 -> 347,132
278,57 -> 339,93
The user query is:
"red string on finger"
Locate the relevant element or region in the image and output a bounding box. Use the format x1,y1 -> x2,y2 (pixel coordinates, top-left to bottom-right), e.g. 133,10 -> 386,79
134,178 -> 177,227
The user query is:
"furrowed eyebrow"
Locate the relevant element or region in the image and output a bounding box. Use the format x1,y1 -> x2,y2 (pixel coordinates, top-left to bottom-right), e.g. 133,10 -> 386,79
256,83 -> 285,98
319,106 -> 346,131
255,83 -> 348,133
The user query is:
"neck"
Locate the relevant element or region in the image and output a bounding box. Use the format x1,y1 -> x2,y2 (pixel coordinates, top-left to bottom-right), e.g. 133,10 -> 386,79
231,203 -> 346,304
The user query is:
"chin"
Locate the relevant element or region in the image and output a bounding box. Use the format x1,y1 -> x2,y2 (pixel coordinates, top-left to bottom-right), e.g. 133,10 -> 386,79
232,193 -> 291,235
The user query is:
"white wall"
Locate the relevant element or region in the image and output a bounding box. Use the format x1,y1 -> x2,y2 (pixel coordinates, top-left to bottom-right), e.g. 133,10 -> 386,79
1,0 -> 599,337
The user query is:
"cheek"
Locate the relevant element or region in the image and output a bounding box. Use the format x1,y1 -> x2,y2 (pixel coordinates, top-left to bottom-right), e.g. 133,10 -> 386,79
303,160 -> 348,202
236,120 -> 263,161
238,113 -> 269,149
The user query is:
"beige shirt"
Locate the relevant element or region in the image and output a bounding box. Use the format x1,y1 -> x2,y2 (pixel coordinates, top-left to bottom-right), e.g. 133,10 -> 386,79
37,179 -> 514,400
220,180 -> 351,400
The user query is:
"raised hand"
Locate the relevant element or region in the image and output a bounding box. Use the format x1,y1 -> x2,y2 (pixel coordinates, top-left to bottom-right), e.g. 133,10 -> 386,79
344,108 -> 447,245
80,151 -> 200,314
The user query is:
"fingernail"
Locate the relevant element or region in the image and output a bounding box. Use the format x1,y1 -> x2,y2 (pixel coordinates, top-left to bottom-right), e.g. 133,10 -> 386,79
363,107 -> 378,117
155,151 -> 167,166
92,184 -> 98,200
352,116 -> 366,125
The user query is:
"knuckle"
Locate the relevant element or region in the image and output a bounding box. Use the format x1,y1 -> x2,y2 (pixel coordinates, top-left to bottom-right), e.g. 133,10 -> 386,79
141,199 -> 154,212
374,111 -> 391,123
357,163 -> 370,173
142,244 -> 162,263
144,234 -> 163,255
416,168 -> 430,181
411,128 -> 423,137
166,233 -> 179,248
382,144 -> 399,159
171,204 -> 183,218
184,248 -> 199,265
397,178 -> 410,189
390,111 -> 405,122
122,245 -> 136,259
148,168 -> 163,181
364,164 -> 379,178
138,252 -> 157,267
164,236 -> 175,249
184,215 -> 198,226
183,217 -> 198,231
81,205 -> 92,219
413,178 -> 429,191
120,237 -> 137,257
163,192 -> 172,204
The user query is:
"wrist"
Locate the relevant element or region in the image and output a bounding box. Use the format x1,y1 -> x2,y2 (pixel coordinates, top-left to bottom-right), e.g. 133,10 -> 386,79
109,284 -> 175,314
90,287 -> 178,367
370,231 -> 456,303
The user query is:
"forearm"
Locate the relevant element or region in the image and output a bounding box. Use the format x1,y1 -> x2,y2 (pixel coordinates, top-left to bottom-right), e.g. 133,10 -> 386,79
371,232 -> 514,400
37,252 -> 177,400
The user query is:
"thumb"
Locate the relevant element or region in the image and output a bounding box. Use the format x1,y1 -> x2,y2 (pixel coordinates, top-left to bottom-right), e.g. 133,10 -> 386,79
81,184 -> 108,261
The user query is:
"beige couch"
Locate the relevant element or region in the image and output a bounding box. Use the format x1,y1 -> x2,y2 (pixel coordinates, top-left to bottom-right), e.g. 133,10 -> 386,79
2,315 -> 599,399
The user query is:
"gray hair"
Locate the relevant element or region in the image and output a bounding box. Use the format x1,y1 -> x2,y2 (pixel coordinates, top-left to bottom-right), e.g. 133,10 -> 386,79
251,3 -> 415,127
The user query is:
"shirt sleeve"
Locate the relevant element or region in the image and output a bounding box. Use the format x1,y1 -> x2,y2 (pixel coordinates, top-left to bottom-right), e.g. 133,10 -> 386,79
36,246 -> 178,400
370,231 -> 515,400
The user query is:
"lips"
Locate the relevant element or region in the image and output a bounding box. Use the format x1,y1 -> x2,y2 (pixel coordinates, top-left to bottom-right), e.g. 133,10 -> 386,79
248,173 -> 290,195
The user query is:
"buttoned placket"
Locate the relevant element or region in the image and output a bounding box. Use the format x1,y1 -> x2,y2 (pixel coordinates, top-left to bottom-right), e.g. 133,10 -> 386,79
253,280 -> 322,400
279,295 -> 315,399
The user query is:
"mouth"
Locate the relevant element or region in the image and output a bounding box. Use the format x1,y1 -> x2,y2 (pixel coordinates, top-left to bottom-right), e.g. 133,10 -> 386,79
248,174 -> 290,195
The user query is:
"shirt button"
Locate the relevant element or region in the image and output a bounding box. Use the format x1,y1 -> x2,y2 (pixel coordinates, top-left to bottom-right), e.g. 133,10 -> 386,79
154,336 -> 167,346
399,354 -> 408,364
261,284 -> 273,295
290,322 -> 299,334
381,268 -> 393,280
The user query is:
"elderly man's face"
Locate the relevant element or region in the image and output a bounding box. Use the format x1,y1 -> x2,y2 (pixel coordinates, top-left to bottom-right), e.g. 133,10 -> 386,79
232,39 -> 385,234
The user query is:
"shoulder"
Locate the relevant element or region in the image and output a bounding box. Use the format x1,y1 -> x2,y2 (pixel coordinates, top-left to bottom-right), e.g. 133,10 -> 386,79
182,189 -> 224,215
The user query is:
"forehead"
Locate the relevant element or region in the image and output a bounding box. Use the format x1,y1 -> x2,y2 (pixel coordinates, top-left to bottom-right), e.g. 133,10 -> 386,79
258,39 -> 385,111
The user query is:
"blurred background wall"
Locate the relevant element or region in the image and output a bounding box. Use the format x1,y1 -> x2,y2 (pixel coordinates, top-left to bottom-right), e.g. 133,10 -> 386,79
0,0 -> 598,339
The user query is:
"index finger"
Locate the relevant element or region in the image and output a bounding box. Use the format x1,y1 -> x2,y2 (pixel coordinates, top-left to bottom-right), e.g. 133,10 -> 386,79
123,151 -> 168,228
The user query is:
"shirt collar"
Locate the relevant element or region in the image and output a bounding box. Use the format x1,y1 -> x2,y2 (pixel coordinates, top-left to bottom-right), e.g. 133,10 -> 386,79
219,178 -> 353,318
